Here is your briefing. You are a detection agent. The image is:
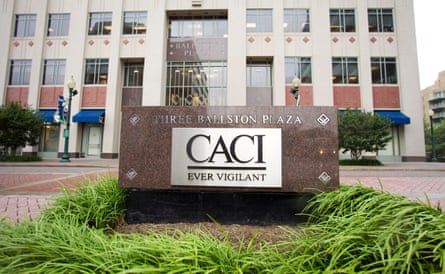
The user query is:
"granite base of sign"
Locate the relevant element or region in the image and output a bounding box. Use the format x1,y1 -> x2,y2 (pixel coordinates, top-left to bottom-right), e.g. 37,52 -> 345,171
119,106 -> 338,224
125,191 -> 313,225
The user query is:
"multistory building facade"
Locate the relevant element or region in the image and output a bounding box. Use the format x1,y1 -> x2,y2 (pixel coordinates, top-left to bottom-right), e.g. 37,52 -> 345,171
0,0 -> 425,161
422,71 -> 445,125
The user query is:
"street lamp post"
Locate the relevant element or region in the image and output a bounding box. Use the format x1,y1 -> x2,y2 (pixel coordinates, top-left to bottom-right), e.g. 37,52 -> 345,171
429,110 -> 438,162
290,75 -> 301,106
60,76 -> 77,162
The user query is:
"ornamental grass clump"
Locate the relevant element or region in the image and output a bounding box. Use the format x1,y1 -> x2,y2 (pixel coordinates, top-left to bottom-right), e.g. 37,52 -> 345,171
268,185 -> 445,273
40,175 -> 126,229
0,179 -> 444,273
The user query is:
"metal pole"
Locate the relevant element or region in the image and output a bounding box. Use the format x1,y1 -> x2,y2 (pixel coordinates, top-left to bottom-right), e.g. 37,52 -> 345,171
60,87 -> 72,162
294,86 -> 299,106
430,115 -> 437,162
291,76 -> 300,106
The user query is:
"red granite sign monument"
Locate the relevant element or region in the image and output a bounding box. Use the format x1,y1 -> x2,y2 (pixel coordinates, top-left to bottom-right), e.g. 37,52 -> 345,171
119,106 -> 338,224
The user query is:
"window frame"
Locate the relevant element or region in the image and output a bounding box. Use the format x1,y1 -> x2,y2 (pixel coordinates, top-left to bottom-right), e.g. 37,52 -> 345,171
332,57 -> 359,84
285,57 -> 312,84
246,62 -> 272,87
88,12 -> 112,36
330,9 -> 356,32
42,59 -> 66,86
284,9 -> 310,33
166,61 -> 227,106
371,57 -> 398,84
8,60 -> 32,85
123,11 -> 147,35
168,16 -> 227,38
84,58 -> 109,85
123,63 -> 144,87
368,8 -> 394,32
14,14 -> 37,37
246,9 -> 273,33
47,13 -> 70,37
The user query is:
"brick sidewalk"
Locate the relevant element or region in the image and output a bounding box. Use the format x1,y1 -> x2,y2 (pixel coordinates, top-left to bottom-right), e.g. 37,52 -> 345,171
1,162 -> 444,222
0,170 -> 118,223
342,177 -> 445,210
0,195 -> 51,223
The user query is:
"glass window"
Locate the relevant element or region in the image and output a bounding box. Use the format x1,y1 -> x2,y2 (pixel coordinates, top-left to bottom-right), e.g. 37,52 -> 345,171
247,62 -> 272,87
285,57 -> 312,84
47,14 -> 70,36
169,16 -> 227,38
123,63 -> 144,87
84,59 -> 109,85
330,9 -> 355,32
246,9 -> 272,32
39,124 -> 60,152
42,60 -> 66,85
368,9 -> 394,32
371,57 -> 397,84
88,12 -> 112,35
123,11 -> 147,35
284,9 -> 310,32
8,60 -> 32,85
166,61 -> 227,106
14,14 -> 36,37
332,57 -> 359,84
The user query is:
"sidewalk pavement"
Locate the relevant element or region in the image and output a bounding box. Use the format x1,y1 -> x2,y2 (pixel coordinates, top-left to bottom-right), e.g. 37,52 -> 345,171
1,160 -> 444,223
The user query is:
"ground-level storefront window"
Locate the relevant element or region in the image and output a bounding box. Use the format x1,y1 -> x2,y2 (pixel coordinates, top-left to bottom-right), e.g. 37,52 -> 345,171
39,123 -> 59,153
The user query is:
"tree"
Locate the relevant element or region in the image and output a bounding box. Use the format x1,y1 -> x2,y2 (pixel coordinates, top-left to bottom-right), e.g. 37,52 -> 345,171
338,109 -> 392,160
424,119 -> 445,160
0,102 -> 43,156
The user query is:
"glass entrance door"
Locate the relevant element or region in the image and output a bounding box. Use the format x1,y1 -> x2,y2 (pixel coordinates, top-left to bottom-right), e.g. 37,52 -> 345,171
246,61 -> 273,106
81,123 -> 103,158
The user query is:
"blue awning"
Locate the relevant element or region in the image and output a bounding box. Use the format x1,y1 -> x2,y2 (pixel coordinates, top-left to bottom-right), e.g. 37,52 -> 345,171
38,109 -> 57,123
72,110 -> 105,123
374,110 -> 410,125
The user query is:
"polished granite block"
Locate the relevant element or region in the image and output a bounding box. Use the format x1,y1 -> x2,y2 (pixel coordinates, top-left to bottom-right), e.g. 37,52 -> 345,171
119,106 -> 339,193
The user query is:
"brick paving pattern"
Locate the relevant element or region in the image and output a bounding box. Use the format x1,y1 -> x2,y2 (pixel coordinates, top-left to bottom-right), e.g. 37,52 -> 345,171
0,160 -> 444,223
0,195 -> 51,223
342,177 -> 445,210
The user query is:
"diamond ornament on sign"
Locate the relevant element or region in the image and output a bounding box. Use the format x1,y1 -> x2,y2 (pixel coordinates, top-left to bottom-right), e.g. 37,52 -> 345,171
126,168 -> 138,180
318,172 -> 332,185
129,114 -> 141,126
317,113 -> 330,126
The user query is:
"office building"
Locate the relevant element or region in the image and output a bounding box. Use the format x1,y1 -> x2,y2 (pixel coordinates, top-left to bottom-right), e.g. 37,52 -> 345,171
0,0 -> 425,161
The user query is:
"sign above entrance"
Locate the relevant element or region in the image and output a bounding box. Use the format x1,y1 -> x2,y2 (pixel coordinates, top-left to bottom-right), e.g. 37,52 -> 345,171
167,38 -> 227,61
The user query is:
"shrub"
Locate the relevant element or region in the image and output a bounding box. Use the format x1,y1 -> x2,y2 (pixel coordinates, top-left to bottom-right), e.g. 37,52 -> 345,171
0,155 -> 42,162
1,180 -> 444,273
40,175 -> 127,229
339,159 -> 383,166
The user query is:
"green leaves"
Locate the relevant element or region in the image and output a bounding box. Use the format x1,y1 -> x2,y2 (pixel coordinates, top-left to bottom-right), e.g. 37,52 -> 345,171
0,102 -> 43,156
40,176 -> 127,229
338,109 -> 393,160
0,179 -> 444,273
298,185 -> 445,273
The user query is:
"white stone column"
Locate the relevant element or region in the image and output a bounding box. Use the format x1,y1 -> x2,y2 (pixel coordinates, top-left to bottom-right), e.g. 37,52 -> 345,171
395,0 -> 426,160
62,0 -> 89,156
27,0 -> 49,109
0,0 -> 14,104
101,1 -> 124,158
356,1 -> 373,112
143,0 -> 167,106
272,0 -> 285,106
311,2 -> 333,106
227,0 -> 247,106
